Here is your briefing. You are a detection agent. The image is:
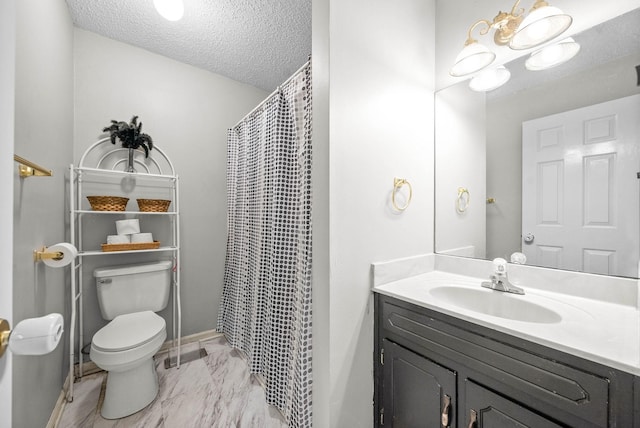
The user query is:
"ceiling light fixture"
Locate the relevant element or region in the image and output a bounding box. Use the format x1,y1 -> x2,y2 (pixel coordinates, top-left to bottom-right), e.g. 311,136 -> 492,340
153,0 -> 184,21
469,66 -> 512,92
449,0 -> 572,77
525,37 -> 580,70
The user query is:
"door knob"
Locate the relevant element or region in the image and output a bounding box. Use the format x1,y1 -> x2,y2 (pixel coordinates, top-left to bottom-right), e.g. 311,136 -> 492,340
0,319 -> 10,358
0,314 -> 64,358
523,233 -> 535,243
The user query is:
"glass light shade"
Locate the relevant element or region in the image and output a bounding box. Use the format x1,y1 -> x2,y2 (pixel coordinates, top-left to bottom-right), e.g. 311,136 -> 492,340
509,6 -> 572,50
449,42 -> 496,77
153,0 -> 184,21
469,66 -> 511,92
525,38 -> 580,71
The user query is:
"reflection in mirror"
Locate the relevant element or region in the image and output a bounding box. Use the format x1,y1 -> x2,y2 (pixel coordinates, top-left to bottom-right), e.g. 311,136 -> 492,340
435,8 -> 640,278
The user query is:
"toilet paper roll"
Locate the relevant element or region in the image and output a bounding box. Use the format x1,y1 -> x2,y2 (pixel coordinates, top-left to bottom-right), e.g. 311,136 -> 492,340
9,313 -> 64,355
131,232 -> 154,243
116,219 -> 140,235
42,243 -> 78,268
107,235 -> 131,244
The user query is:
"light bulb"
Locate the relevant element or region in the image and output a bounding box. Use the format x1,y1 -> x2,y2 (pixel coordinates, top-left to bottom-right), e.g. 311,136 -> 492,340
153,0 -> 184,21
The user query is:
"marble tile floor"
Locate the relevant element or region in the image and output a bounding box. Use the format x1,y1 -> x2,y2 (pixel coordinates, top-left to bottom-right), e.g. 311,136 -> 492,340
56,336 -> 287,428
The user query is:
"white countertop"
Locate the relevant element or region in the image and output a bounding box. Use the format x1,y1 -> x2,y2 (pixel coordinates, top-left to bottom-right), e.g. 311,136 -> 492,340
374,270 -> 640,376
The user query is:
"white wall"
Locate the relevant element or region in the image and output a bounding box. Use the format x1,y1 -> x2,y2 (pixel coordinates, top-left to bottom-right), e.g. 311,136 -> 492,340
73,29 -> 268,342
435,84 -> 486,258
311,0 -> 330,425
322,0 -> 436,425
0,1 -> 15,425
12,1 -> 74,427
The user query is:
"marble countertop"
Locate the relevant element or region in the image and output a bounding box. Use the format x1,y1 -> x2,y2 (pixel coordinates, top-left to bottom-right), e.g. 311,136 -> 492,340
374,270 -> 640,376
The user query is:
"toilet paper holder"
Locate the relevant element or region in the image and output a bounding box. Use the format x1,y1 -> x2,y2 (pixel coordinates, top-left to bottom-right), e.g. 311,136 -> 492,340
33,246 -> 64,262
33,243 -> 77,265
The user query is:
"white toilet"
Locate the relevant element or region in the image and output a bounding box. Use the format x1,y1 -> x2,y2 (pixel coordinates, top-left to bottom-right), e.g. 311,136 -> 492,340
90,261 -> 172,419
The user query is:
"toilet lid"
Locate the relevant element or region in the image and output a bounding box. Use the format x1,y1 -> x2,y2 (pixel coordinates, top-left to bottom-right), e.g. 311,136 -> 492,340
92,311 -> 165,352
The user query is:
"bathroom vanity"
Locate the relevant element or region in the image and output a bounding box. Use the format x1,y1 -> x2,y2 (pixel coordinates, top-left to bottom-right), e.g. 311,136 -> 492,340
373,269 -> 640,427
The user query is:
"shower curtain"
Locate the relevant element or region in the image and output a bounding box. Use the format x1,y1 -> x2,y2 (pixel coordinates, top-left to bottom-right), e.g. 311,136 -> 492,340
217,61 -> 312,428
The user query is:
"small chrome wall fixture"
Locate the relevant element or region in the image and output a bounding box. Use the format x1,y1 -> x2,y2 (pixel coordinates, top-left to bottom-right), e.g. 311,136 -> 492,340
392,178 -> 413,212
14,154 -> 53,177
456,187 -> 470,213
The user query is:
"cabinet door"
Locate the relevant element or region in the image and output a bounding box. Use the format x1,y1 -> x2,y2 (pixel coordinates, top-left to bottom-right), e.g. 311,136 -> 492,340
382,339 -> 456,427
465,380 -> 564,428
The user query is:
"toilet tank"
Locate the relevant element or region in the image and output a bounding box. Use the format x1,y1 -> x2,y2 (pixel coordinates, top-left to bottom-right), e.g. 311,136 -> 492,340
94,260 -> 173,320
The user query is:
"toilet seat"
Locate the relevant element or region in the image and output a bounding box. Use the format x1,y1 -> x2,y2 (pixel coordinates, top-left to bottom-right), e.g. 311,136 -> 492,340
93,311 -> 165,352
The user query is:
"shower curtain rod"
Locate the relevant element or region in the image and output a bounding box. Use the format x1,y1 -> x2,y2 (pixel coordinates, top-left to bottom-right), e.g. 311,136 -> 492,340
232,59 -> 310,129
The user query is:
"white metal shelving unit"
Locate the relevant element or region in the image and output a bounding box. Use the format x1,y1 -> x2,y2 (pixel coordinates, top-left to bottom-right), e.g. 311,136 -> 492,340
67,139 -> 182,402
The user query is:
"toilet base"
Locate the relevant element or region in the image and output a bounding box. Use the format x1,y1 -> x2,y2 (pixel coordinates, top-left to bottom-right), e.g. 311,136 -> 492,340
100,357 -> 159,419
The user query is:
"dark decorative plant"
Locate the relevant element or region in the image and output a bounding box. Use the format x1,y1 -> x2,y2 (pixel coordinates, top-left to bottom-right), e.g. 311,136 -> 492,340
103,116 -> 153,157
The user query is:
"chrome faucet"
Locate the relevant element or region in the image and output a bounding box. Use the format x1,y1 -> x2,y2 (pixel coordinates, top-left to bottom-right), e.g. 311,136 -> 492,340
481,258 -> 525,295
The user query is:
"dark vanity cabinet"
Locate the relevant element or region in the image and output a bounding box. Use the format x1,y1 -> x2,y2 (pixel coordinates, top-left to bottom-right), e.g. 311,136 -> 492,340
380,339 -> 456,427
374,294 -> 638,428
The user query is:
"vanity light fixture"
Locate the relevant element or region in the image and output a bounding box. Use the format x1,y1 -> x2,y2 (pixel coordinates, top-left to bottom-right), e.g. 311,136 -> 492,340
153,0 -> 184,21
449,0 -> 572,77
469,66 -> 512,92
525,37 -> 580,70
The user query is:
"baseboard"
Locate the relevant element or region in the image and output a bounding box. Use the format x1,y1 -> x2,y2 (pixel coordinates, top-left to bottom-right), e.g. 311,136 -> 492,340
48,329 -> 222,427
46,372 -> 71,428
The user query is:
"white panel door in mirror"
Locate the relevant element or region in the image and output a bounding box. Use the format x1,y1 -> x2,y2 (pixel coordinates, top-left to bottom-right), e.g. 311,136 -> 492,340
522,94 -> 640,277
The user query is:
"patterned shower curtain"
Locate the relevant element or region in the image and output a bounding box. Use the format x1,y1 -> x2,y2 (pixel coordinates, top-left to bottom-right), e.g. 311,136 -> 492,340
217,61 -> 312,428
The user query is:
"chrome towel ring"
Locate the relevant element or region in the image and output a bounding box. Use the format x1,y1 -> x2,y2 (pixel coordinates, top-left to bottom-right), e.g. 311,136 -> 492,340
392,178 -> 413,212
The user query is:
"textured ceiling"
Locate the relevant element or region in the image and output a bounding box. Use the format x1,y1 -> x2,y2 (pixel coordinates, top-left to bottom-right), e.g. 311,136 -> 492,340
65,0 -> 312,91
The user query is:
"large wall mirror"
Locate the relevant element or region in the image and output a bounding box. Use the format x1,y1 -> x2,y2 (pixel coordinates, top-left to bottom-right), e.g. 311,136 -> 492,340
435,7 -> 640,278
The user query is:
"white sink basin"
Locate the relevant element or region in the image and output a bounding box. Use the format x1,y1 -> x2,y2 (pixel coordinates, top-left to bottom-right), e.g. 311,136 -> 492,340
429,286 -> 562,324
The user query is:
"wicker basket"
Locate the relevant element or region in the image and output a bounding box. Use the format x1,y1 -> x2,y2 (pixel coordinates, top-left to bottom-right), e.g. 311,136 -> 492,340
87,196 -> 129,211
136,199 -> 171,212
